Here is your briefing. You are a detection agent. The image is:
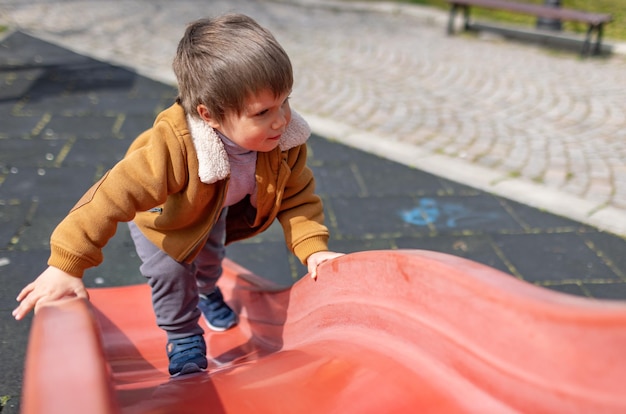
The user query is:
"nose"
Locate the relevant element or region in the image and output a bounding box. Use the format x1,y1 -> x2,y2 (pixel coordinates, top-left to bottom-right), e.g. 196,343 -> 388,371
272,107 -> 289,131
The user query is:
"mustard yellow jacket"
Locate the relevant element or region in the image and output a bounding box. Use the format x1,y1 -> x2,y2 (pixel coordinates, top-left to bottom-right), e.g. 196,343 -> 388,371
48,103 -> 329,277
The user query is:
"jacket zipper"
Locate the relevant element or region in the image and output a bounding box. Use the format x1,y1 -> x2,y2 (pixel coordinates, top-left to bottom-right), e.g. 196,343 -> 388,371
182,180 -> 228,262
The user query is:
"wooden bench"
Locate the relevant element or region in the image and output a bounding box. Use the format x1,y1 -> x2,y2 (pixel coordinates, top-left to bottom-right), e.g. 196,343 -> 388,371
446,0 -> 613,56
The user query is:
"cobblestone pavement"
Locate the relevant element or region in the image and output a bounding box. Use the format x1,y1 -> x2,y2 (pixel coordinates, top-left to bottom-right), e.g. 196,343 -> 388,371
1,0 -> 626,236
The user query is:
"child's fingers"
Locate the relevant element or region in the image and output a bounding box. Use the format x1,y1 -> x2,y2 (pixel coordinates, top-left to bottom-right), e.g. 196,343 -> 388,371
13,295 -> 36,320
15,282 -> 35,302
13,285 -> 37,320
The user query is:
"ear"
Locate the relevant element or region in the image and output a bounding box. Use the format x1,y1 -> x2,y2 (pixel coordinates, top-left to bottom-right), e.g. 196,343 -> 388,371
196,104 -> 221,129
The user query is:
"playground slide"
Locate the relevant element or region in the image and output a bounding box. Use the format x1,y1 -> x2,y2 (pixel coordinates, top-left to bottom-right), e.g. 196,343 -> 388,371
21,250 -> 626,413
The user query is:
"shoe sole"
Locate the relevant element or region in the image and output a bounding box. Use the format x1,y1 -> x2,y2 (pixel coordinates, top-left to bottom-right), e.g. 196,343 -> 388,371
203,314 -> 239,332
170,362 -> 206,378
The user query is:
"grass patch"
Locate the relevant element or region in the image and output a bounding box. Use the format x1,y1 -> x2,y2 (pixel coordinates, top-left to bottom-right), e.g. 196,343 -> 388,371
406,0 -> 626,41
0,395 -> 11,412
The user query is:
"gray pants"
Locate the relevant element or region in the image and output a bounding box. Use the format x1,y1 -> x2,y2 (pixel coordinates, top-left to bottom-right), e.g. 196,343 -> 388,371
128,208 -> 227,340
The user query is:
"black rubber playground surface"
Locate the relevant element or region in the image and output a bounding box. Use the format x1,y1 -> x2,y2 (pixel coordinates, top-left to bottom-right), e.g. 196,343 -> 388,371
1,31 -> 626,413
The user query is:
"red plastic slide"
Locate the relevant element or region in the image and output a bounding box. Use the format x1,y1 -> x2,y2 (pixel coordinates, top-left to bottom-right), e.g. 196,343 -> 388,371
21,250 -> 626,413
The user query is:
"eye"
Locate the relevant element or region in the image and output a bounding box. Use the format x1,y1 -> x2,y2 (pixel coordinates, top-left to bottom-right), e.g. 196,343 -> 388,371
256,108 -> 269,117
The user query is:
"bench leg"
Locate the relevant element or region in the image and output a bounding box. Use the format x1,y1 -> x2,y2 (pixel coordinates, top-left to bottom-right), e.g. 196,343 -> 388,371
594,24 -> 604,55
447,4 -> 470,35
582,24 -> 604,57
581,25 -> 593,57
463,5 -> 471,31
447,4 -> 458,35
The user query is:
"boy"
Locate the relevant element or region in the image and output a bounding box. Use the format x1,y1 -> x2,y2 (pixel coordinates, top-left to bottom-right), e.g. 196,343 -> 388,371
13,13 -> 343,377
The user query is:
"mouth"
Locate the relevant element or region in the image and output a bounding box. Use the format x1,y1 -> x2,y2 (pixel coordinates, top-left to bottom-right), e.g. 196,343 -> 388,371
268,134 -> 282,141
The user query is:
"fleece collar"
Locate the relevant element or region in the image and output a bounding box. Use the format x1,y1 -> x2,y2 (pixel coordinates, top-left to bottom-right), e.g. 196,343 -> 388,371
186,111 -> 311,184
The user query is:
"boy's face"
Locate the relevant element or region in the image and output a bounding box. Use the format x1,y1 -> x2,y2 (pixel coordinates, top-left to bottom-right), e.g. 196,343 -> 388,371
200,89 -> 292,153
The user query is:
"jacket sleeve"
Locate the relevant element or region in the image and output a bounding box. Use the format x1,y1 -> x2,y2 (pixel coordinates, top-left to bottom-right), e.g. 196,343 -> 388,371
277,143 -> 330,264
47,120 -> 189,276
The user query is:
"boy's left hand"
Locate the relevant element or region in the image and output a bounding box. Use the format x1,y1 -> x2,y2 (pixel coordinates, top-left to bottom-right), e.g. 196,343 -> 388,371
307,251 -> 345,281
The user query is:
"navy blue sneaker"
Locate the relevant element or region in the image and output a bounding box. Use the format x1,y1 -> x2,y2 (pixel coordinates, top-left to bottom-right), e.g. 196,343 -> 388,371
198,287 -> 238,332
166,334 -> 208,377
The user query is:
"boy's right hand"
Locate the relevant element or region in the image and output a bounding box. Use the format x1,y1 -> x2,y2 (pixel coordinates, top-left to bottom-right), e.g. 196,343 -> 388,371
12,266 -> 88,321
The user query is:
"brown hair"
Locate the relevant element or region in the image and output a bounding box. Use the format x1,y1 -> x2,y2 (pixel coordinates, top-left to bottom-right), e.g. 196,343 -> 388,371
173,13 -> 293,122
